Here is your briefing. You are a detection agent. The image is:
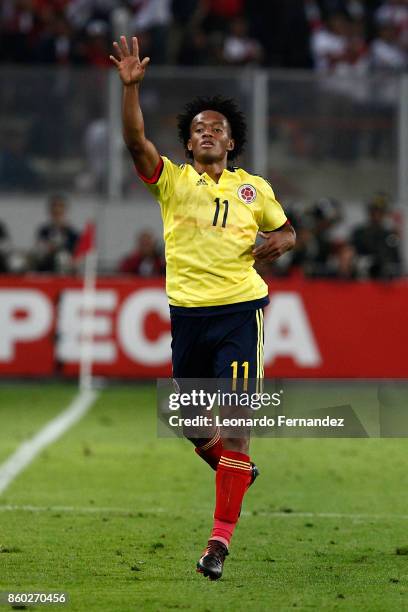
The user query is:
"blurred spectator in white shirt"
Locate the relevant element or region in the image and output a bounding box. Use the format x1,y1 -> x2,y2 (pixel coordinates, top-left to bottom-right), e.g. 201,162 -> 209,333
129,0 -> 172,63
375,0 -> 408,48
222,17 -> 263,66
312,11 -> 369,102
311,13 -> 350,72
65,0 -> 117,29
370,22 -> 407,71
78,115 -> 109,193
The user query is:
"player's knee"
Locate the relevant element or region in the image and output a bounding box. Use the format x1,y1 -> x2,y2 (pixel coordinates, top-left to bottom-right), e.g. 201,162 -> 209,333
183,431 -> 216,447
222,437 -> 249,454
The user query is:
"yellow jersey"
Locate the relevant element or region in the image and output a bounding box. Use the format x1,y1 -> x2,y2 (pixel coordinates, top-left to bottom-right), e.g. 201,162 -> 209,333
142,156 -> 287,308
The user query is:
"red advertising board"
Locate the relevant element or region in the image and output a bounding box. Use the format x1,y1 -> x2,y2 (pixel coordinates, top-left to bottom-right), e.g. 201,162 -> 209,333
0,276 -> 406,378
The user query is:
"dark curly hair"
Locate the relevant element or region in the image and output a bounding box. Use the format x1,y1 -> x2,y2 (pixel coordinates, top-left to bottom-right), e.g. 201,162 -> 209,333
177,96 -> 247,161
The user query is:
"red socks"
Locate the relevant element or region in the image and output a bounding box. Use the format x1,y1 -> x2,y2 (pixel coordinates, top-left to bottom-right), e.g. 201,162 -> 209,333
195,440 -> 252,549
195,429 -> 223,470
210,450 -> 252,548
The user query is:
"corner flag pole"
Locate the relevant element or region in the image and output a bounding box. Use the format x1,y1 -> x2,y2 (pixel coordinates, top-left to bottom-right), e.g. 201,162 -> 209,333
75,222 -> 97,392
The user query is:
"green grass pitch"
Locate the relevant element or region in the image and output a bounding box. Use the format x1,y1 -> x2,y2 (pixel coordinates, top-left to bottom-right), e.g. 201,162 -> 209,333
0,384 -> 407,611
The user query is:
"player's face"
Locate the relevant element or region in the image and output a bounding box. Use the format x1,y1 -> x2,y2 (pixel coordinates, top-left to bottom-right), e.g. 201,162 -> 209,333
187,110 -> 235,164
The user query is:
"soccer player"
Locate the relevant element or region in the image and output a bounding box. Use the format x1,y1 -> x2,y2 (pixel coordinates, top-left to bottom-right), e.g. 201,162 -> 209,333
110,36 -> 296,580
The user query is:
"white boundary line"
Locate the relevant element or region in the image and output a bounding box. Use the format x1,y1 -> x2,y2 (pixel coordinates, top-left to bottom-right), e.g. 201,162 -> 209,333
0,389 -> 98,496
0,505 -> 162,514
0,505 -> 407,521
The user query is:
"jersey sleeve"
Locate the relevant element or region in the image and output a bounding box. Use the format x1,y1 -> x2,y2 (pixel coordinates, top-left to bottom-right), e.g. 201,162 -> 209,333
137,156 -> 179,208
259,179 -> 287,231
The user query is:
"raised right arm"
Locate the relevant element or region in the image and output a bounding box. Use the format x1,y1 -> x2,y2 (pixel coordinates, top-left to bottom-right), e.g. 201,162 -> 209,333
110,36 -> 161,179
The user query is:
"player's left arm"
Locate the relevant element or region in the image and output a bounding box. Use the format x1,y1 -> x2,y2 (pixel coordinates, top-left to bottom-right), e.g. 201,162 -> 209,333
253,221 -> 296,262
253,179 -> 296,262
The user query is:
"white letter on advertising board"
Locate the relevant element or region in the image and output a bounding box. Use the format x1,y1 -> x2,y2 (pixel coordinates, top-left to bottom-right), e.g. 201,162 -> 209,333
57,290 -> 117,362
0,290 -> 52,360
118,288 -> 171,365
264,293 -> 322,366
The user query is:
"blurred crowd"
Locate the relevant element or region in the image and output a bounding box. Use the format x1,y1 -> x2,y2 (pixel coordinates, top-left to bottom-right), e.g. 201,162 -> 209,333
0,0 -> 404,195
0,192 -> 402,280
262,192 -> 402,280
0,0 -> 406,72
0,1 -> 405,281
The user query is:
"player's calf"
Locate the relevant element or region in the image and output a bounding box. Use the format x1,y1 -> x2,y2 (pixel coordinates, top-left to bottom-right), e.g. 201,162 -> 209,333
193,429 -> 260,486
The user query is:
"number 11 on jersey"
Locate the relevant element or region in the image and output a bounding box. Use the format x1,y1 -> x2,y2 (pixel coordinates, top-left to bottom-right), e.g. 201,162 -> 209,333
213,198 -> 229,228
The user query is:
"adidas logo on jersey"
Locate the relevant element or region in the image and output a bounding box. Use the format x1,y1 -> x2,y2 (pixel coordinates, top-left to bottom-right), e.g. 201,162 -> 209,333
196,178 -> 208,186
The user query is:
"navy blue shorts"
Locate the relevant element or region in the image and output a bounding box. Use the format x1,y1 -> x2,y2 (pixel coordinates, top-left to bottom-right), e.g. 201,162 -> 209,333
170,304 -> 265,381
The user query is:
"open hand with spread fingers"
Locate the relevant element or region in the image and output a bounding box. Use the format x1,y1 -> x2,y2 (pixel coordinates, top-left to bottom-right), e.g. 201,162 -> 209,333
109,36 -> 150,86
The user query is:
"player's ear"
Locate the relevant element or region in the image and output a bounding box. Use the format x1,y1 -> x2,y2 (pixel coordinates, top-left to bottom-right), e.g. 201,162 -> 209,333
227,138 -> 235,152
187,139 -> 193,152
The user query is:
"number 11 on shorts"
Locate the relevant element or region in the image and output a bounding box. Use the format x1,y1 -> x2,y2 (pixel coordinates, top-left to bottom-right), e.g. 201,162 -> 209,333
231,361 -> 249,391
